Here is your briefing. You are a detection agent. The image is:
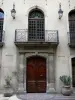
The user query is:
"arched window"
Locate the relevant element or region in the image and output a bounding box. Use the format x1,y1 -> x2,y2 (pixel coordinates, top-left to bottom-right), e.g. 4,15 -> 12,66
69,10 -> 75,44
28,9 -> 45,41
0,8 -> 4,42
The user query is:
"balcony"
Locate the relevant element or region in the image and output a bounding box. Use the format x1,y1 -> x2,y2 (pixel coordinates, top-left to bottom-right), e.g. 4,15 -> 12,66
68,32 -> 75,48
0,30 -> 4,47
14,29 -> 59,48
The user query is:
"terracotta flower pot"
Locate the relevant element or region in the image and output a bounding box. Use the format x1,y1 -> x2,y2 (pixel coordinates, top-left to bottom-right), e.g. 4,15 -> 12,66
61,86 -> 73,96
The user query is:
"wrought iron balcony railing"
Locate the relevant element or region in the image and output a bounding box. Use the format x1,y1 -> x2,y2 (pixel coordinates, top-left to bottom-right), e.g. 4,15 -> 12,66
15,29 -> 59,47
68,32 -> 75,47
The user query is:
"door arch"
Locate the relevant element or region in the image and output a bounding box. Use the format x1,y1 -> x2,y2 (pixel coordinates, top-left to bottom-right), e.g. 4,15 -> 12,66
26,56 -> 46,93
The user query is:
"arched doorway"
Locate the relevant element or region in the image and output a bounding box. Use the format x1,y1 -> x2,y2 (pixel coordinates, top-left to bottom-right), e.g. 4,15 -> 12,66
26,56 -> 46,93
71,58 -> 75,87
28,8 -> 45,41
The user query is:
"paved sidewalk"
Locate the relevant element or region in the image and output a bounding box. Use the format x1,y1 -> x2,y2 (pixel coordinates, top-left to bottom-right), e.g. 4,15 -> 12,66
17,93 -> 75,100
0,93 -> 75,100
0,94 -> 9,100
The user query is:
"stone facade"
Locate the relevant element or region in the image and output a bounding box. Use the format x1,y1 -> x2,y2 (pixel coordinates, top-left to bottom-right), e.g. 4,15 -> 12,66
0,0 -> 75,93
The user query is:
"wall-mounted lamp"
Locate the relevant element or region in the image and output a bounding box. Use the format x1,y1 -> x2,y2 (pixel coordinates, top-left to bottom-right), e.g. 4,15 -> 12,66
11,3 -> 16,19
58,3 -> 63,19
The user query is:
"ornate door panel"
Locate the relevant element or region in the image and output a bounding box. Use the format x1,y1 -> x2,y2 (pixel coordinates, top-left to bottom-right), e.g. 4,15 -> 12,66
26,56 -> 46,93
36,57 -> 46,92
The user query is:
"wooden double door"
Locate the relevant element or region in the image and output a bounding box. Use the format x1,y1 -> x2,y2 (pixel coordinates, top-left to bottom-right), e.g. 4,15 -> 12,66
26,56 -> 46,93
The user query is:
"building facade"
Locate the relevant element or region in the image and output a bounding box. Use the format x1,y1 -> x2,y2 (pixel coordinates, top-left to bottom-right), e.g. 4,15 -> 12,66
0,0 -> 75,93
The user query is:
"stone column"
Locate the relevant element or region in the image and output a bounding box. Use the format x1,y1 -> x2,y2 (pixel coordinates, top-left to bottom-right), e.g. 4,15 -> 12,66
23,54 -> 26,92
47,54 -> 55,93
17,53 -> 25,93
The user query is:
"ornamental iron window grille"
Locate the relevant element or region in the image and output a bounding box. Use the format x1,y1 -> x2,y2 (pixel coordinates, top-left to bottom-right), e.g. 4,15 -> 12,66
28,9 -> 45,41
69,10 -> 75,44
0,8 -> 4,42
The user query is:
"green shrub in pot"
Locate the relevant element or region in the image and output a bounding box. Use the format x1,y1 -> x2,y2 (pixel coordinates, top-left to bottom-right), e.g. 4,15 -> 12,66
60,75 -> 71,86
59,75 -> 73,96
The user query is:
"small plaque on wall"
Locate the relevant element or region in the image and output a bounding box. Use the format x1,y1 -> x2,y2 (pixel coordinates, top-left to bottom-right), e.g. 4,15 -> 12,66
4,54 -> 14,67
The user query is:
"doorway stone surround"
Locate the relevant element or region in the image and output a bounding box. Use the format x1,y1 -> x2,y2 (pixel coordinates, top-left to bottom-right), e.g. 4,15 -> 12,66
17,49 -> 56,93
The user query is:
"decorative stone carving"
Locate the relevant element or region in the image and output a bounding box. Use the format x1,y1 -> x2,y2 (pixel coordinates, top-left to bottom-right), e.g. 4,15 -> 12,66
15,29 -> 58,43
16,29 -> 28,42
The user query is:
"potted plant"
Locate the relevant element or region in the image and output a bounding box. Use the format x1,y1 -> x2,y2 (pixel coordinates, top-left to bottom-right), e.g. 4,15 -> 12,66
60,75 -> 73,96
4,76 -> 12,88
4,75 -> 13,97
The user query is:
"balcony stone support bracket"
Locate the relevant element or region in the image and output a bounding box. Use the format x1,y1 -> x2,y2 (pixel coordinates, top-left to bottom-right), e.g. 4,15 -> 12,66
17,50 -> 56,93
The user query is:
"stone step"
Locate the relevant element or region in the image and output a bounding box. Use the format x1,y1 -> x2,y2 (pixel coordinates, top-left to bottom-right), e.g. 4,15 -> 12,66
17,94 -> 75,100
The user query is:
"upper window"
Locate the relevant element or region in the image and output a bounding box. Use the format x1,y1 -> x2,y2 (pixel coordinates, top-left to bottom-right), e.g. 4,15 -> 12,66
29,10 -> 44,18
69,10 -> 75,33
28,9 -> 45,41
0,8 -> 4,30
0,8 -> 4,41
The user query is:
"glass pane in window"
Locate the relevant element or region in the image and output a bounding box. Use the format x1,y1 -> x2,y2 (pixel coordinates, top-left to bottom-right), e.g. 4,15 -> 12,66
0,12 -> 4,19
28,9 -> 44,41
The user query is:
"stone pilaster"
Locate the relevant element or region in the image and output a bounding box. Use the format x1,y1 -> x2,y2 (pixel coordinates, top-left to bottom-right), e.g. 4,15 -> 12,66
47,54 -> 56,93
23,54 -> 26,92
17,54 -> 25,93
